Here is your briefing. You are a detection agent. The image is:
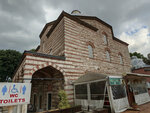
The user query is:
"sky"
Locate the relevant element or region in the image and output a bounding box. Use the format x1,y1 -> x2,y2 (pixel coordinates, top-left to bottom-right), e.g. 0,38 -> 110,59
0,0 -> 150,57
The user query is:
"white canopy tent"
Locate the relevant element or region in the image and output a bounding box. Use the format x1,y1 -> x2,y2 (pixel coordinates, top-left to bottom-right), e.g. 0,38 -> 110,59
74,72 -> 129,113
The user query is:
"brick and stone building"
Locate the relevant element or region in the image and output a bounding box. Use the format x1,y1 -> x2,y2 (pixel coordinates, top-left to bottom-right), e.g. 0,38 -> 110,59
13,11 -> 131,113
132,66 -> 150,75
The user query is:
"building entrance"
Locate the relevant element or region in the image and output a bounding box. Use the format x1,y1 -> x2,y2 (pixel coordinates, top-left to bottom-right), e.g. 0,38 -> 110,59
29,66 -> 64,112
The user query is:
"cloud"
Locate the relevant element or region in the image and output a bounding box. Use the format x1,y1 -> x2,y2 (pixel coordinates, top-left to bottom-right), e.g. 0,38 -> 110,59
0,0 -> 150,56
43,7 -> 62,22
120,25 -> 150,56
0,0 -> 46,52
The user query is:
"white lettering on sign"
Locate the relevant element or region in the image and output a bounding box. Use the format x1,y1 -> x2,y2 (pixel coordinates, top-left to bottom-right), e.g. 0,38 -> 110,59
0,83 -> 31,106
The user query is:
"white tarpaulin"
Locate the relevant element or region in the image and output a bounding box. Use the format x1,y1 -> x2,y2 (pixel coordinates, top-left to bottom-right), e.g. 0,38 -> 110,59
0,83 -> 31,106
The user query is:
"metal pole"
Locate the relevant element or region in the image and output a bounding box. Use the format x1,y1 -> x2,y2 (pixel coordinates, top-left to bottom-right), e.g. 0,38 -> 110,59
8,106 -> 13,113
17,105 -> 21,113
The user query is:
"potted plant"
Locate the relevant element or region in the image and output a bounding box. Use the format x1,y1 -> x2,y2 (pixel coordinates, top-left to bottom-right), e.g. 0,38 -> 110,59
58,90 -> 71,109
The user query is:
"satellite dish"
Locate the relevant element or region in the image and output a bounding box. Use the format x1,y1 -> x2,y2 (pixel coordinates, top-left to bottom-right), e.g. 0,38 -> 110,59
148,53 -> 150,59
71,10 -> 81,15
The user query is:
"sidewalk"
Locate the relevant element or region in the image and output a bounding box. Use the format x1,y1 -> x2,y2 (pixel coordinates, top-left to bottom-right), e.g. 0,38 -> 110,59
122,102 -> 150,113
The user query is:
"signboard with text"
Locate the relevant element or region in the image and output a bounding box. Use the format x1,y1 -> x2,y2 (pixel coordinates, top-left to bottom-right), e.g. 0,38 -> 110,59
0,83 -> 31,106
109,78 -> 122,85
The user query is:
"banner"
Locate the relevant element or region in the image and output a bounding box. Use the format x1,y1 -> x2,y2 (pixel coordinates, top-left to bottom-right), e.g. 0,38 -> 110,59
0,83 -> 31,106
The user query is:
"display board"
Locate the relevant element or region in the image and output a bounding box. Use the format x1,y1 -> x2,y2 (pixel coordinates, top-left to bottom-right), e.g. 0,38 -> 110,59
0,83 -> 31,106
109,78 -> 122,85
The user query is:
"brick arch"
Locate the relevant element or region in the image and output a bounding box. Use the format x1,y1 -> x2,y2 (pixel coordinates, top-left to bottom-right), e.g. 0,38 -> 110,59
86,41 -> 95,48
105,47 -> 111,53
102,31 -> 108,37
118,52 -> 123,56
30,62 -> 65,76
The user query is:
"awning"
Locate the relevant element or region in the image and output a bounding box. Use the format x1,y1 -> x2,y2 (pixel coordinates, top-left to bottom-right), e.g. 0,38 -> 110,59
125,72 -> 150,79
127,72 -> 150,77
74,72 -> 108,84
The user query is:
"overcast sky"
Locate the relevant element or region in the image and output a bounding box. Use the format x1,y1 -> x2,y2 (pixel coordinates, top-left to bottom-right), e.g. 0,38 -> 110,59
0,0 -> 150,57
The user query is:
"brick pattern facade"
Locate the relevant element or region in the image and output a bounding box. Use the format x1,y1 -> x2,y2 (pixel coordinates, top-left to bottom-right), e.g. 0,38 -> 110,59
38,19 -> 64,56
13,11 -> 131,111
64,16 -> 131,75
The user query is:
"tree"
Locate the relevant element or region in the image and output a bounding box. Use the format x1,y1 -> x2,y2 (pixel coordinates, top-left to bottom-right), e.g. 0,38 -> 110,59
130,52 -> 150,65
0,49 -> 22,82
29,49 -> 36,52
130,52 -> 145,59
58,90 -> 70,109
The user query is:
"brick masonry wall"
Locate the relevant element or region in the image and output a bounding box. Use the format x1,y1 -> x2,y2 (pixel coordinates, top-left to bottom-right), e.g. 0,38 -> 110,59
132,68 -> 150,75
15,54 -> 77,102
31,79 -> 64,110
38,18 -> 64,56
63,16 -> 131,103
12,58 -> 26,83
38,25 -> 52,53
64,16 -> 131,75
13,15 -> 132,108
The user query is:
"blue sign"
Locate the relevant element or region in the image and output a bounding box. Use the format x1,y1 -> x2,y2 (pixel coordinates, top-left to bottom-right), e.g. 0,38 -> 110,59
22,85 -> 26,95
2,85 -> 7,96
11,84 -> 18,93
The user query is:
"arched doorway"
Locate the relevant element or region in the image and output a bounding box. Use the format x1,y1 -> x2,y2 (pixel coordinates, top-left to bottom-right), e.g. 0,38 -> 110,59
30,66 -> 64,112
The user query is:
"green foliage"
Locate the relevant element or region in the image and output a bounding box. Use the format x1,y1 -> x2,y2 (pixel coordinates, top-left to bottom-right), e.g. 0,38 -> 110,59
29,49 -> 36,52
0,49 -> 22,82
130,52 -> 150,65
58,90 -> 70,109
130,52 -> 145,59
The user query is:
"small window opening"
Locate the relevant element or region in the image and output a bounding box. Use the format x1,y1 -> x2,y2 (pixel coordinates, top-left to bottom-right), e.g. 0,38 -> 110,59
50,48 -> 52,55
119,54 -> 123,64
106,51 -> 110,61
88,45 -> 93,58
103,34 -> 108,45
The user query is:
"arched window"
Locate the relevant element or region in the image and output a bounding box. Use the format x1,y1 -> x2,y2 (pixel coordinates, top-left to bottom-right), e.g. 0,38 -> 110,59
103,34 -> 108,45
41,40 -> 45,51
49,48 -> 52,55
106,50 -> 110,61
88,45 -> 93,58
119,54 -> 123,64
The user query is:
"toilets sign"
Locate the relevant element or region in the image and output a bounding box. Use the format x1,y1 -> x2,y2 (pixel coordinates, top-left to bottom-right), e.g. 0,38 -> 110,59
0,83 -> 31,106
